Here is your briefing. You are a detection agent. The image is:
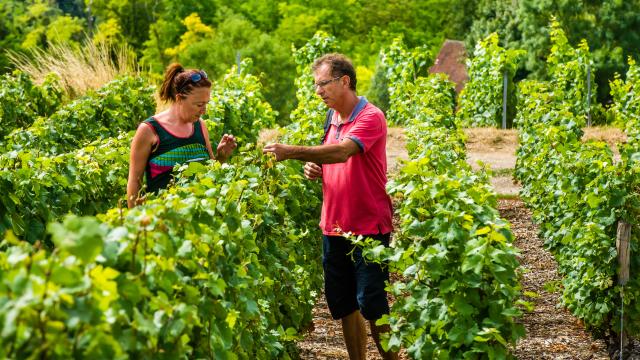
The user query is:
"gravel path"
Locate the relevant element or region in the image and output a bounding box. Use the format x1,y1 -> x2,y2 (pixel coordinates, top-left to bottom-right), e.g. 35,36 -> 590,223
500,199 -> 609,359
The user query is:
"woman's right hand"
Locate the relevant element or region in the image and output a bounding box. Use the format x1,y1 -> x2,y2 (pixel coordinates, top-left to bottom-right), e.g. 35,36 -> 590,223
216,134 -> 237,162
304,162 -> 322,180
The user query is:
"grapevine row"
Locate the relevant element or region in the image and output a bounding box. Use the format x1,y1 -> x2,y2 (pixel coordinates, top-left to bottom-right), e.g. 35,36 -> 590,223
0,56 -> 323,358
0,65 -> 279,245
515,45 -> 640,336
456,19 -> 599,129
0,149 -> 321,359
2,76 -> 155,156
352,38 -> 525,356
0,71 -> 64,140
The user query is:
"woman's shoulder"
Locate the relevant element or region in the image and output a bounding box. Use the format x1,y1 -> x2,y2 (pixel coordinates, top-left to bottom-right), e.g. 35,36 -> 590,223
138,112 -> 162,132
149,110 -> 170,124
136,121 -> 156,136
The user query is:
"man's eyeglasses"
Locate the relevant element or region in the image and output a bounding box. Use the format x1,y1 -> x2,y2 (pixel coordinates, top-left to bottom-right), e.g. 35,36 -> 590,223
314,76 -> 342,90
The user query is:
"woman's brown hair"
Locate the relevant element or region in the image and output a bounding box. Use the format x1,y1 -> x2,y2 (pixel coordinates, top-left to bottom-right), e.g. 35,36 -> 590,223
159,63 -> 212,102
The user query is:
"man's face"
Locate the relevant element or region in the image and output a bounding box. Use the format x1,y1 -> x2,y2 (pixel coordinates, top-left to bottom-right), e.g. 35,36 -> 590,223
313,63 -> 344,108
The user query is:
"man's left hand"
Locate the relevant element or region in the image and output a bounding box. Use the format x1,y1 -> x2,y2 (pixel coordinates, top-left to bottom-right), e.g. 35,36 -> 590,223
262,143 -> 290,161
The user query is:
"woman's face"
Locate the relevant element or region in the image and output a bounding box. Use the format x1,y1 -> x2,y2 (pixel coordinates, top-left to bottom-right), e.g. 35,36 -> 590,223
177,86 -> 211,122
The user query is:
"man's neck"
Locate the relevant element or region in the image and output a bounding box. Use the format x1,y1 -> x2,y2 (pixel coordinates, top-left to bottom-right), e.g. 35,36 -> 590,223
334,92 -> 359,122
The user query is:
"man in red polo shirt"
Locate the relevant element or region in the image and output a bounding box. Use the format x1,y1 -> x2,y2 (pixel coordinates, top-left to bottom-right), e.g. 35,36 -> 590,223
263,53 -> 396,360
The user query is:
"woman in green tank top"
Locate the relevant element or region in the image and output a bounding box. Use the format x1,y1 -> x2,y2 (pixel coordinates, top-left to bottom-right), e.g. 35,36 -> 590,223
127,63 -> 237,208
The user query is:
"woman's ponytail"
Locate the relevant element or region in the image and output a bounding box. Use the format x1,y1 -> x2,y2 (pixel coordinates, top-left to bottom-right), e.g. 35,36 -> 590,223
159,63 -> 184,102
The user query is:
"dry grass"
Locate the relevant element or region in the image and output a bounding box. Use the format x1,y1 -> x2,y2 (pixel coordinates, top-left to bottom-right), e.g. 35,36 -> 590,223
8,39 -> 137,98
582,126 -> 627,148
464,128 -> 519,152
465,126 -> 626,152
387,127 -> 408,174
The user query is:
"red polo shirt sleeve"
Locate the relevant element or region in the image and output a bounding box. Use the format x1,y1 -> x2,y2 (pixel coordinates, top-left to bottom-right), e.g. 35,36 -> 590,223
343,111 -> 384,153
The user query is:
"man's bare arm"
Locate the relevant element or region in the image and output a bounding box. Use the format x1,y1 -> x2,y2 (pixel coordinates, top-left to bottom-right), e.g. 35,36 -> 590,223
263,139 -> 361,164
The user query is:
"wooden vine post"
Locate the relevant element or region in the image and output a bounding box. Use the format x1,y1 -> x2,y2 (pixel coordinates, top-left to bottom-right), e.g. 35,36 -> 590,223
616,220 -> 631,347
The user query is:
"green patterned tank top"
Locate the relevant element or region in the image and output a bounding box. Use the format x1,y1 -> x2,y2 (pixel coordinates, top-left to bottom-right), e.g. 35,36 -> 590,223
143,117 -> 210,193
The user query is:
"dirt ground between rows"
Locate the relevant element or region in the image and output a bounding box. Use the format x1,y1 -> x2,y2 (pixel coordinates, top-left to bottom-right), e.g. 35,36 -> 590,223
296,126 -> 635,359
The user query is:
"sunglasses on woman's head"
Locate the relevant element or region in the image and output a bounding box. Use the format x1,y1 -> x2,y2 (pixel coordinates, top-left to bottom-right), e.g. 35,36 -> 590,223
189,70 -> 208,83
177,70 -> 208,93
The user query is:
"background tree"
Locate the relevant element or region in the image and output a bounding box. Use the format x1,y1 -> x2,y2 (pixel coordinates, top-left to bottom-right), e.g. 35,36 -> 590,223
462,0 -> 640,102
4,0 -> 640,123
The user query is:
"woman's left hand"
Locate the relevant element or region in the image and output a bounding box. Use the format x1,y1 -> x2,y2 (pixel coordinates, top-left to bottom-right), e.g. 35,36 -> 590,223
216,134 -> 237,162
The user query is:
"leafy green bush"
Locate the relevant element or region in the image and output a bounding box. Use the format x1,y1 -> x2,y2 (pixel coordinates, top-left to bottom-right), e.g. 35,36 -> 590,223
456,33 -> 524,128
366,58 -> 391,114
285,30 -> 338,146
378,38 -> 419,126
2,76 -> 155,155
205,59 -> 277,144
612,58 -> 640,336
515,74 -> 640,336
0,71 -> 64,140
354,73 -> 525,357
546,19 -> 600,123
0,134 -> 132,243
610,58 -> 640,135
0,148 -> 322,359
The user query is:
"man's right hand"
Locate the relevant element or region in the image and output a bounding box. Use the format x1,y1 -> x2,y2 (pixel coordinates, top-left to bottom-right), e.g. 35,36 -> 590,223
304,162 -> 322,180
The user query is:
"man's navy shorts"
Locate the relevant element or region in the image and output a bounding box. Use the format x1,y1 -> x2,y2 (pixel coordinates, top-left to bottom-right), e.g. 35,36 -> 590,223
322,233 -> 391,321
